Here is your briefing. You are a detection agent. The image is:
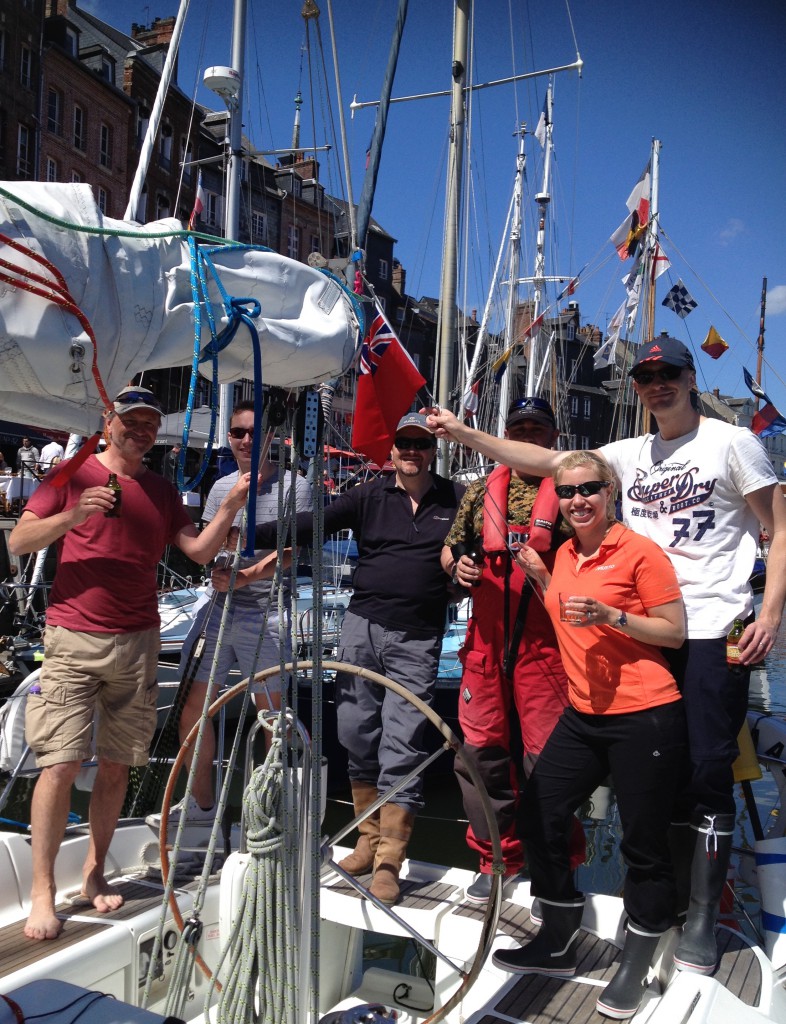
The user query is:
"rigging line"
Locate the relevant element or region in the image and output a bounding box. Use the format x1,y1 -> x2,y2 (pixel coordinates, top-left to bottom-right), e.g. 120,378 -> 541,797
0,183 -> 226,243
562,0 -> 581,56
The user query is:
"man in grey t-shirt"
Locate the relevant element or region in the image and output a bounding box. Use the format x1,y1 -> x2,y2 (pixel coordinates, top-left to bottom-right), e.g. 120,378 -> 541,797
148,401 -> 312,828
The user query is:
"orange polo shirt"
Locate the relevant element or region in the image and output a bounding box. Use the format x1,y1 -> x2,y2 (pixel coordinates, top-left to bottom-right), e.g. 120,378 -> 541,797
545,522 -> 683,715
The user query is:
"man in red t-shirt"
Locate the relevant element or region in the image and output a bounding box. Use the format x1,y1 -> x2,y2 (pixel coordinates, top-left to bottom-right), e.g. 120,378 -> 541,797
10,386 -> 251,942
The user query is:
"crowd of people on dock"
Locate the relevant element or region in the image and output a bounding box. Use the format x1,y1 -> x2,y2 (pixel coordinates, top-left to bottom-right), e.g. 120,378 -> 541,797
8,334 -> 786,1020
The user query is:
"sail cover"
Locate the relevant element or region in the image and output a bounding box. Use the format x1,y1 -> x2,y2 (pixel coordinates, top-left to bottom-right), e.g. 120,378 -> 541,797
0,182 -> 360,435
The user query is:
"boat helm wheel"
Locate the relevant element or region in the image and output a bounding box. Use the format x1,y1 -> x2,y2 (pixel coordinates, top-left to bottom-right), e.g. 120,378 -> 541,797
158,661 -> 504,1024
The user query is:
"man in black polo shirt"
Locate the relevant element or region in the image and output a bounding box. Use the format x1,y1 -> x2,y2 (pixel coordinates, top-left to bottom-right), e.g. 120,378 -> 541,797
254,413 -> 464,905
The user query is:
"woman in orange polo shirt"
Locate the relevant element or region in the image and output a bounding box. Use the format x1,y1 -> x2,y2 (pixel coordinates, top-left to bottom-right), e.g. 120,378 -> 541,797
492,451 -> 687,1022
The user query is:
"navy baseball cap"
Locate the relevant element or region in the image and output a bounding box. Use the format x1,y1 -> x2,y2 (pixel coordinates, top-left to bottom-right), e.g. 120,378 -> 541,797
505,396 -> 556,429
632,334 -> 695,372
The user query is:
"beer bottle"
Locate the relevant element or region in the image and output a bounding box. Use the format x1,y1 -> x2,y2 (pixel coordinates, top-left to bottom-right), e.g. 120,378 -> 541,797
726,618 -> 745,664
105,472 -> 122,518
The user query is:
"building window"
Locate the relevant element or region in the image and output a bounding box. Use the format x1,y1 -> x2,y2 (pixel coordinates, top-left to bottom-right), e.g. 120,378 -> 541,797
73,106 -> 86,150
46,157 -> 58,182
582,397 -> 591,417
47,89 -> 62,134
100,55 -> 114,82
137,106 -> 150,148
379,258 -> 389,281
287,225 -> 300,261
181,139 -> 192,182
565,324 -> 575,341
71,170 -> 83,183
395,307 -> 405,323
20,46 -> 32,89
97,187 -> 108,213
570,395 -> 578,416
581,435 -> 590,449
99,124 -> 111,168
251,212 -> 267,242
17,125 -> 32,178
569,358 -> 577,380
568,433 -> 577,450
377,296 -> 386,313
0,30 -> 6,73
137,185 -> 148,222
156,194 -> 170,220
206,192 -> 222,229
159,124 -> 172,170
310,234 -> 321,254
65,27 -> 79,57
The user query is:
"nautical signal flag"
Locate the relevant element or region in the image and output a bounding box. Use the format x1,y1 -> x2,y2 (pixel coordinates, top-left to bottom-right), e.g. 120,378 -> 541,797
662,280 -> 698,319
188,171 -> 206,230
701,326 -> 729,360
463,379 -> 480,421
743,367 -> 786,438
610,164 -> 651,260
351,304 -> 426,466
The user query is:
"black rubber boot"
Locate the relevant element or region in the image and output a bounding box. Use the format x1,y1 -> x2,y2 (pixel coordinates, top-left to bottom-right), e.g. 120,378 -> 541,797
667,820 -> 697,923
674,812 -> 735,975
596,922 -> 664,1019
492,897 -> 585,977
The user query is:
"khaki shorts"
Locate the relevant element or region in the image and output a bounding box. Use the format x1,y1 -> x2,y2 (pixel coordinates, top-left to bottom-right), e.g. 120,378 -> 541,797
26,625 -> 160,768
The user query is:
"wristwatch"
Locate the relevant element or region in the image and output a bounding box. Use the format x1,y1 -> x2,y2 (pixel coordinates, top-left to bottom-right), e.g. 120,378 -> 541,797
614,610 -> 628,629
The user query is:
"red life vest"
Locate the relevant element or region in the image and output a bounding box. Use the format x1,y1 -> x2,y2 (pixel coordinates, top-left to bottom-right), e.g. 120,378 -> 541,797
482,465 -> 560,554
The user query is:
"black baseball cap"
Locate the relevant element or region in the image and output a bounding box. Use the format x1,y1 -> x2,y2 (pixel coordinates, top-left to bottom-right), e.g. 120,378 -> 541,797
632,334 -> 695,372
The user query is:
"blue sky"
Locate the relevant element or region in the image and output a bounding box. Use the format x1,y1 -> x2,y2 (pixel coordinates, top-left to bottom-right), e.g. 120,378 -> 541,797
87,0 -> 785,411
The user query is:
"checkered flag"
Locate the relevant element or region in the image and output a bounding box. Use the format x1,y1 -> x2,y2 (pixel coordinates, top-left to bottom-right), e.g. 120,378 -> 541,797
662,280 -> 698,319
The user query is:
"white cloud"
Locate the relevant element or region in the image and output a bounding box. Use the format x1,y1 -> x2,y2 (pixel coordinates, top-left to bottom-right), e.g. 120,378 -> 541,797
718,218 -> 745,245
767,285 -> 786,316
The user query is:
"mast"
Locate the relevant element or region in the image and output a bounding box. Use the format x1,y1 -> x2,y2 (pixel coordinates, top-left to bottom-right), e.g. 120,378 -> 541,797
525,84 -> 553,399
639,138 -> 661,436
496,124 -> 526,437
435,0 -> 470,475
755,277 -> 767,410
216,0 -> 247,440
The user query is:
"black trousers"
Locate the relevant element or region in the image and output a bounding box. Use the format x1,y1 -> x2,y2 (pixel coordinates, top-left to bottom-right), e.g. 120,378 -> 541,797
665,636 -> 751,818
519,701 -> 687,933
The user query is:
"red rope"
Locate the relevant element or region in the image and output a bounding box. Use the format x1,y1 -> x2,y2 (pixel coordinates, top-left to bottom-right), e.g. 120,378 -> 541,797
0,233 -> 115,487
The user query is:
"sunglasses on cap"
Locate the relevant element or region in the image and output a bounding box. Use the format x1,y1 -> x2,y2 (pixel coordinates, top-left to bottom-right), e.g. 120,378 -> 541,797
114,391 -> 162,408
394,436 -> 435,451
631,365 -> 683,386
508,397 -> 554,415
554,480 -> 612,499
228,427 -> 254,440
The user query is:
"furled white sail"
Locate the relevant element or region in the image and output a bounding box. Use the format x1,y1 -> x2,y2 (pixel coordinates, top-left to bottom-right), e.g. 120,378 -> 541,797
0,182 -> 360,435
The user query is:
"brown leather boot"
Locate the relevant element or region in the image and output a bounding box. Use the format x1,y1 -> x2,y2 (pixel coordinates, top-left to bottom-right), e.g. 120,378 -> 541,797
338,781 -> 380,875
369,803 -> 415,906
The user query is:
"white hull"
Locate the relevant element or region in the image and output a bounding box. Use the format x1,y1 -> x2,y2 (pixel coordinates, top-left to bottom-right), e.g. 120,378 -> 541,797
1,815 -> 785,1024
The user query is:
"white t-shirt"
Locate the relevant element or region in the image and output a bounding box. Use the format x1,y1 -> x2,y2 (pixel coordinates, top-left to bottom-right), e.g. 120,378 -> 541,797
204,469 -> 313,610
602,420 -> 776,639
39,440 -> 65,469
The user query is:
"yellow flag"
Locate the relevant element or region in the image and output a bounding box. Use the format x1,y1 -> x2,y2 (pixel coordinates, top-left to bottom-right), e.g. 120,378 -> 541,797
701,325 -> 728,360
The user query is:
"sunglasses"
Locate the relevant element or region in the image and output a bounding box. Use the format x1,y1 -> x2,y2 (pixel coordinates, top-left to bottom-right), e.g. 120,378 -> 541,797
228,427 -> 254,440
508,397 -> 554,416
114,391 -> 162,409
554,481 -> 612,499
394,436 -> 435,451
631,365 -> 683,386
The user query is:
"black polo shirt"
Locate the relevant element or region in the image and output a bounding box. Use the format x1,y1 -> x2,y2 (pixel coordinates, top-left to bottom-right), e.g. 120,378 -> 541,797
254,473 -> 464,637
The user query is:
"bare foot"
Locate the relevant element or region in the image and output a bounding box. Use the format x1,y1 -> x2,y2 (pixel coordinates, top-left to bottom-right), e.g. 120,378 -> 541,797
24,894 -> 62,940
82,871 -> 124,913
